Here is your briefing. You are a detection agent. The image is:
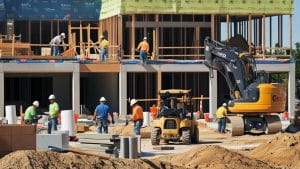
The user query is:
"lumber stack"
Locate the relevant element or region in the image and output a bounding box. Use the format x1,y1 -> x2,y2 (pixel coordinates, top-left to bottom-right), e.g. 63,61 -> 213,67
77,134 -> 120,154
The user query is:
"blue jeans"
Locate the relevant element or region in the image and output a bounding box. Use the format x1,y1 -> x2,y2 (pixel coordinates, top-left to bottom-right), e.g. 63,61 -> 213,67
48,117 -> 58,134
217,118 -> 226,133
139,51 -> 147,64
51,46 -> 59,56
99,48 -> 108,62
134,120 -> 143,135
97,118 -> 108,134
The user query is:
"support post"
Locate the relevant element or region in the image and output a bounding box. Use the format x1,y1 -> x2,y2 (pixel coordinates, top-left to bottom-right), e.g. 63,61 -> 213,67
211,14 -> 215,40
157,71 -> 161,104
0,64 -> 3,117
248,15 -> 252,54
209,70 -> 217,118
288,64 -> 296,119
72,64 -> 80,114
226,14 -> 230,42
262,15 -> 266,59
290,14 -> 293,57
119,69 -> 127,116
130,14 -> 136,58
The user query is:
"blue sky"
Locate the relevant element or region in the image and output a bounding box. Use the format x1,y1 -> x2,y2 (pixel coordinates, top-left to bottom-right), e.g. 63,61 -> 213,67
293,0 -> 300,45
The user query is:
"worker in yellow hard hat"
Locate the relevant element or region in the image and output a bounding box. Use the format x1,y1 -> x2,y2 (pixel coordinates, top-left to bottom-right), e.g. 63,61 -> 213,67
216,103 -> 228,133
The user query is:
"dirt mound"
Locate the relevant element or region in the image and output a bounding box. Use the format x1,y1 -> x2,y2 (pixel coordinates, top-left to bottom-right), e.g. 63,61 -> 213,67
156,145 -> 275,169
0,150 -> 183,169
249,132 -> 300,169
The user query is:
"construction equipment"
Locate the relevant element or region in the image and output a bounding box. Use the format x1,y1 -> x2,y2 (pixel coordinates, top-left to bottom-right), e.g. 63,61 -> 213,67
151,89 -> 199,145
204,37 -> 286,136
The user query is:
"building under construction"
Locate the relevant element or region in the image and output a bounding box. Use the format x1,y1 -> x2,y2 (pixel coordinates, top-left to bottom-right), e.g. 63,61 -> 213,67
0,0 -> 295,119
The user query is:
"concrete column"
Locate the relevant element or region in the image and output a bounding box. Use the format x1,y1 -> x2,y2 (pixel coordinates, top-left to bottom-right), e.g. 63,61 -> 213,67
209,70 -> 217,118
0,63 -> 4,117
72,64 -> 80,114
119,70 -> 127,116
288,63 -> 296,119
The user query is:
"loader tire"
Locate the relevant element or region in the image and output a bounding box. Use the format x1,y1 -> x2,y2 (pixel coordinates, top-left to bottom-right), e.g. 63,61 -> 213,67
182,129 -> 191,145
151,127 -> 160,145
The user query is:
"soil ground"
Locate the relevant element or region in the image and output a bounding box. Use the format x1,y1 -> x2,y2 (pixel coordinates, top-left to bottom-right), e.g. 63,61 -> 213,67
1,120 -> 299,169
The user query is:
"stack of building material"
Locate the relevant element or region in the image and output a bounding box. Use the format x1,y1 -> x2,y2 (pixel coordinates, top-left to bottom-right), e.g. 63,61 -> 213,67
0,125 -> 36,157
76,124 -> 90,133
77,134 -> 120,154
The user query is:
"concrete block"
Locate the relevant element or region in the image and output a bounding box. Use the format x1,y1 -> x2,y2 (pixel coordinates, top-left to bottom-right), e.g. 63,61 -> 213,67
119,136 -> 129,158
36,133 -> 68,150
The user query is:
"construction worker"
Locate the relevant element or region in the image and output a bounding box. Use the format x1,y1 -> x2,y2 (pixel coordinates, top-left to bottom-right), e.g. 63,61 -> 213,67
136,37 -> 149,64
93,97 -> 114,134
216,103 -> 228,133
24,101 -> 40,125
150,104 -> 158,120
99,35 -> 109,62
49,33 -> 66,56
47,94 -> 60,134
130,99 -> 144,135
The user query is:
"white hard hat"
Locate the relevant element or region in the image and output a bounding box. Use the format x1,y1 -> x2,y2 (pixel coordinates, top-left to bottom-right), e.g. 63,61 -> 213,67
130,99 -> 138,106
100,35 -> 104,38
33,101 -> 39,107
48,94 -> 56,100
143,37 -> 147,40
60,33 -> 66,38
222,103 -> 227,107
100,97 -> 107,102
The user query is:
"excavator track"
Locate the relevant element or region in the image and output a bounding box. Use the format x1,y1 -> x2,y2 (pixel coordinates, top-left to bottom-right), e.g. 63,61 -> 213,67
264,115 -> 282,134
228,116 -> 244,136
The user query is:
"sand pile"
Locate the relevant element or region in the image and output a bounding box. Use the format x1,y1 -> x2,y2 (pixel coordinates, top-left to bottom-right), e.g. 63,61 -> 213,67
249,132 -> 300,169
0,150 -> 183,169
156,145 -> 275,169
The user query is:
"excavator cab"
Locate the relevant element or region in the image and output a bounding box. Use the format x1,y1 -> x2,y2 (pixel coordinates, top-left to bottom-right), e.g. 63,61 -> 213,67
151,89 -> 199,145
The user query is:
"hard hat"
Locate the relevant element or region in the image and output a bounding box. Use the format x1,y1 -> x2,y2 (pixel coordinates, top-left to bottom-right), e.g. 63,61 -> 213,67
100,35 -> 104,39
99,97 -> 107,102
33,101 -> 39,107
222,103 -> 227,107
143,37 -> 147,40
130,99 -> 138,106
60,33 -> 66,38
48,94 -> 56,100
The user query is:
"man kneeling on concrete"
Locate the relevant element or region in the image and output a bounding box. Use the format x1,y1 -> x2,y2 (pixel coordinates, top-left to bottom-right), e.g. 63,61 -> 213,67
24,100 -> 41,125
93,97 -> 114,134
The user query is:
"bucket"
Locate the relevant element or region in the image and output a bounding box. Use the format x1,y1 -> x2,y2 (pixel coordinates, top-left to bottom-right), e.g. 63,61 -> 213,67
204,113 -> 210,122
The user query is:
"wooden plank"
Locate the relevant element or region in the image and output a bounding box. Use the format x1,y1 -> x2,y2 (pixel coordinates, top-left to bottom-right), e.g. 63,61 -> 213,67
77,133 -> 119,140
80,64 -> 120,73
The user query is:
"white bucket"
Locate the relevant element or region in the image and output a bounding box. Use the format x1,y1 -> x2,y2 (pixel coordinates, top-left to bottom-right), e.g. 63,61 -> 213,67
60,110 -> 75,136
5,105 -> 17,124
143,112 -> 150,127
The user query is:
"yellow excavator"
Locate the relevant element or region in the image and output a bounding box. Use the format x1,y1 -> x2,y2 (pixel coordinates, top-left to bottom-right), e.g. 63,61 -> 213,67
204,37 -> 286,136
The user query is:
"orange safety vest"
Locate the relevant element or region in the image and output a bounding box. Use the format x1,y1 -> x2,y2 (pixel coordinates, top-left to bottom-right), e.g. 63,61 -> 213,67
132,105 -> 144,121
137,41 -> 149,52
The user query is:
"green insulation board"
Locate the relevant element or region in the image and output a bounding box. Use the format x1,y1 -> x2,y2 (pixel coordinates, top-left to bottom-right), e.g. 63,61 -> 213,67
100,0 -> 294,20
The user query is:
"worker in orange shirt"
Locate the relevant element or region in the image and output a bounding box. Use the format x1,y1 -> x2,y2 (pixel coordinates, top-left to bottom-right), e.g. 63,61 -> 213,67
136,37 -> 149,64
130,99 -> 144,135
150,104 -> 158,120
